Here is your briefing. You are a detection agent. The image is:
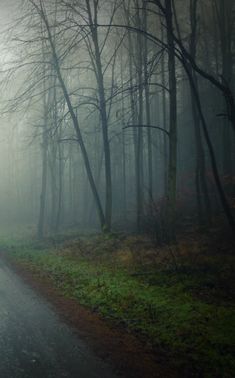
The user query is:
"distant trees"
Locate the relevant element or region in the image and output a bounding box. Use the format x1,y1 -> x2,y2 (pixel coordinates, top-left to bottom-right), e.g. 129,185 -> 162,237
2,0 -> 234,238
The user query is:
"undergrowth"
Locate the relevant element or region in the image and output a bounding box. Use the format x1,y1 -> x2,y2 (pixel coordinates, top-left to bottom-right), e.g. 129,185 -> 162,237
0,231 -> 235,377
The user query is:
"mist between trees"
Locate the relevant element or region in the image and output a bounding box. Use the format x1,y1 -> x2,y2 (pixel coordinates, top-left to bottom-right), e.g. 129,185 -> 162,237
0,0 -> 234,241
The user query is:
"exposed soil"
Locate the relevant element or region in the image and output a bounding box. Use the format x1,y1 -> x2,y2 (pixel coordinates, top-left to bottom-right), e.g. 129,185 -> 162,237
1,253 -> 182,378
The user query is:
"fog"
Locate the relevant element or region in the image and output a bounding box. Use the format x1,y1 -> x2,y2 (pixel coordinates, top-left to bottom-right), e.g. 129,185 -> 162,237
0,0 -> 234,239
0,3 -> 234,376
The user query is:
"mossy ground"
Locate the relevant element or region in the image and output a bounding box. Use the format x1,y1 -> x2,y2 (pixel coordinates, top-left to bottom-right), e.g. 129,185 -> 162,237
0,228 -> 235,377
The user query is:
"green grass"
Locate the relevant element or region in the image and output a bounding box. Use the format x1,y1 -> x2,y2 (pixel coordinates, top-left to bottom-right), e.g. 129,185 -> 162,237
1,234 -> 235,377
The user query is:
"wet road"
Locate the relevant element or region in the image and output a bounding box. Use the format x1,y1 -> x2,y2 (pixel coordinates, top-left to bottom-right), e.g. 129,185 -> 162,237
0,260 -> 118,378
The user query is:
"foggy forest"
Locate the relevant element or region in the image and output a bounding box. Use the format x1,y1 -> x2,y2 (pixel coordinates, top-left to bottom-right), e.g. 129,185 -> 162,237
0,0 -> 234,377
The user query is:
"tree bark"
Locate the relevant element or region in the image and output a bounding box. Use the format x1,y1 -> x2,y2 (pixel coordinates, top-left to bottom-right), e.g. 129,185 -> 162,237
85,0 -> 112,232
165,0 -> 178,240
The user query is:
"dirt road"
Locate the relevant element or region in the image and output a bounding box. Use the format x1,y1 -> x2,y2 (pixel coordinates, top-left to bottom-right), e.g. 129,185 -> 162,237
0,259 -> 118,378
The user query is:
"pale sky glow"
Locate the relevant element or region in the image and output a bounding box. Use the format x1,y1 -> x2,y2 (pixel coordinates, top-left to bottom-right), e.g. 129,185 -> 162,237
0,0 -> 17,28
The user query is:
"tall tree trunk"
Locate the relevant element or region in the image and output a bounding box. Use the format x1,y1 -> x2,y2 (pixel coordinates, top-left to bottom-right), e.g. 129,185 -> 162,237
143,3 -> 153,206
189,0 -> 212,224
136,0 -> 144,231
37,30 -> 50,239
86,0 -> 112,232
55,126 -> 64,232
121,53 -> 127,219
125,0 -> 139,229
48,141 -> 57,231
38,94 -> 49,238
165,0 -> 178,240
161,25 -> 168,194
215,0 -> 234,175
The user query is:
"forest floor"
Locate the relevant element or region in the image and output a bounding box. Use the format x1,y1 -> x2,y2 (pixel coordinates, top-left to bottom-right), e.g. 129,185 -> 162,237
0,224 -> 234,377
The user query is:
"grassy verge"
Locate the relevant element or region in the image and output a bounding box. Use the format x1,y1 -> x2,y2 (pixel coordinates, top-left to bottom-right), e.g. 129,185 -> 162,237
1,231 -> 235,377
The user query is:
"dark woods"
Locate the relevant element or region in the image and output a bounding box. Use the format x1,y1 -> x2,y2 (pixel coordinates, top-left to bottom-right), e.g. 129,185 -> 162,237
2,0 -> 235,241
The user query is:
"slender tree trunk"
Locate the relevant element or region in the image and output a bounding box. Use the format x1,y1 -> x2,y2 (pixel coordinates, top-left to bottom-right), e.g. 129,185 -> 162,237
68,144 -> 73,223
143,4 -> 153,206
86,0 -> 112,232
120,54 -> 127,219
161,26 -> 168,194
135,2 -> 145,231
48,142 -> 57,231
38,30 -> 50,239
165,0 -> 178,240
55,126 -> 64,232
189,0 -> 212,224
38,88 -> 49,238
216,0 -> 233,175
126,1 -> 139,229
